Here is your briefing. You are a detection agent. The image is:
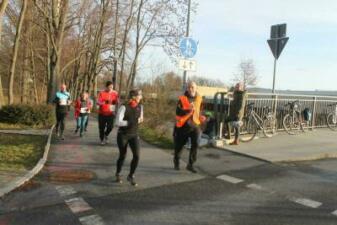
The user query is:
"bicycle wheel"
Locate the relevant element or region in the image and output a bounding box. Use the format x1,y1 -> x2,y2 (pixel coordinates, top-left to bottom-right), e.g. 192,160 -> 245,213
240,117 -> 258,142
327,112 -> 337,131
263,116 -> 276,138
283,114 -> 301,135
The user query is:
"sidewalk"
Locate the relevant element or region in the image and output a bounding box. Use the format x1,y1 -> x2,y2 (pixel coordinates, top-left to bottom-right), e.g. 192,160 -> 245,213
215,129 -> 337,163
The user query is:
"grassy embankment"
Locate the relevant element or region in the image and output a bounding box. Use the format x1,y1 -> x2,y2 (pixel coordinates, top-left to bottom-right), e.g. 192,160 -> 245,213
0,133 -> 47,171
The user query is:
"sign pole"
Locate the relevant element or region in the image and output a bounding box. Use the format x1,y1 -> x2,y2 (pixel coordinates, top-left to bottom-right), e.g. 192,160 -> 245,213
272,58 -> 277,94
183,0 -> 191,91
267,23 -> 288,94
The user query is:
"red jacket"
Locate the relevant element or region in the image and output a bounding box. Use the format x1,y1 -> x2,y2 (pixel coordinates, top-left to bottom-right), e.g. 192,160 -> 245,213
74,98 -> 93,119
97,90 -> 119,116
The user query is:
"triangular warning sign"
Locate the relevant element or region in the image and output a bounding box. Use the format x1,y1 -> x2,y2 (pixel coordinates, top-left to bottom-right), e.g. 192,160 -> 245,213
277,37 -> 289,59
267,37 -> 289,60
267,39 -> 278,59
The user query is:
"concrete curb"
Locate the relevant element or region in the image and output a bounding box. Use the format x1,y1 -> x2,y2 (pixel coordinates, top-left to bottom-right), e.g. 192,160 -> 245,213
0,125 -> 54,198
212,144 -> 273,164
0,129 -> 50,136
210,139 -> 273,163
212,142 -> 337,163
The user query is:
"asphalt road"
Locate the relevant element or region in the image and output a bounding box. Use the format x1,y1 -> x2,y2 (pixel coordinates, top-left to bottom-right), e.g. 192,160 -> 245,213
2,149 -> 337,225
1,119 -> 337,225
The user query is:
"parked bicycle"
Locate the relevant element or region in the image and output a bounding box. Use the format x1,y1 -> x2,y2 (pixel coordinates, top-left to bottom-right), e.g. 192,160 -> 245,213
240,102 -> 277,142
326,102 -> 337,131
282,100 -> 310,135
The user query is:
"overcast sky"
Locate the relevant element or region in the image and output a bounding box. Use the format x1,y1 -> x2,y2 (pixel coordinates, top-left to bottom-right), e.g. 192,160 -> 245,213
141,0 -> 337,91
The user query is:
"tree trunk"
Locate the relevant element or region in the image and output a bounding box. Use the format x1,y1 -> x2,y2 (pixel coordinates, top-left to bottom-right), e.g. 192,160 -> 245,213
0,0 -> 9,107
8,0 -> 28,104
46,0 -> 69,103
30,47 -> 39,103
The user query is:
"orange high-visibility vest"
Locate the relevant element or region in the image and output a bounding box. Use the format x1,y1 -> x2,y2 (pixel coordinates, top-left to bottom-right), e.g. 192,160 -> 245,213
175,94 -> 202,128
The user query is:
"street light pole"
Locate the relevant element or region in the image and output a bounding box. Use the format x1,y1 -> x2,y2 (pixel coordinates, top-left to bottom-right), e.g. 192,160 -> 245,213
182,0 -> 191,91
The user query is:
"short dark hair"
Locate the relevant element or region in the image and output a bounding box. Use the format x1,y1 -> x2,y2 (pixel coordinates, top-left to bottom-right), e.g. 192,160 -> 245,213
129,89 -> 142,99
106,81 -> 113,87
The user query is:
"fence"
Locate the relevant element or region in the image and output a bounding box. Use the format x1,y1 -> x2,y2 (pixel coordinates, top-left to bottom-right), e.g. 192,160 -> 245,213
204,92 -> 337,137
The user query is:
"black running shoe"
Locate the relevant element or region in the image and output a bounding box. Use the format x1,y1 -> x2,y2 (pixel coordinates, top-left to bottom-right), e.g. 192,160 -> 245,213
127,175 -> 138,186
116,174 -> 123,184
186,164 -> 197,173
173,159 -> 180,170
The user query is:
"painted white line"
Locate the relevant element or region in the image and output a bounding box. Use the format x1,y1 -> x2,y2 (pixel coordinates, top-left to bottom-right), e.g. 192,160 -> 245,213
247,183 -> 263,191
65,197 -> 93,214
291,198 -> 322,208
55,185 -> 77,197
331,210 -> 337,216
216,175 -> 243,184
79,214 -> 105,225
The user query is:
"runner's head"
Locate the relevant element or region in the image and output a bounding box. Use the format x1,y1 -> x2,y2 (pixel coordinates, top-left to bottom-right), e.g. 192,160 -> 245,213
60,83 -> 66,92
235,82 -> 244,91
81,92 -> 88,100
187,81 -> 197,97
129,89 -> 142,103
105,81 -> 113,92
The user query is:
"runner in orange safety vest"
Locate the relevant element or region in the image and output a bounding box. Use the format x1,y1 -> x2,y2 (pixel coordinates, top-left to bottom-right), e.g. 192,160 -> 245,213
173,81 -> 203,173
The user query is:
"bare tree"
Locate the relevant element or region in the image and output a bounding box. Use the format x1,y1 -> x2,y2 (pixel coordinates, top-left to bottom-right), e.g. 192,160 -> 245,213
34,0 -> 69,103
8,0 -> 28,104
233,58 -> 258,88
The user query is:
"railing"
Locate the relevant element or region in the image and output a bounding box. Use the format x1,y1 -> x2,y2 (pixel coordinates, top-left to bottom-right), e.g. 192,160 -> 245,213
204,92 -> 337,137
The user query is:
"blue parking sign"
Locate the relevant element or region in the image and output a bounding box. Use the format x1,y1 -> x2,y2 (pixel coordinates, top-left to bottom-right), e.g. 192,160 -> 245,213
179,37 -> 197,58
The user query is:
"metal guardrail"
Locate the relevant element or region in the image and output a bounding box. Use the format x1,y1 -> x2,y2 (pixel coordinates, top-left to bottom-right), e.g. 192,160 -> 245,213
204,92 -> 337,136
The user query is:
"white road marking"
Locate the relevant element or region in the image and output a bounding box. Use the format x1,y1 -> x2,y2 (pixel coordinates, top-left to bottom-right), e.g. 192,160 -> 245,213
216,175 -> 243,184
331,210 -> 337,216
55,185 -> 77,197
65,197 -> 93,214
79,215 -> 105,225
247,183 -> 263,190
291,198 -> 322,208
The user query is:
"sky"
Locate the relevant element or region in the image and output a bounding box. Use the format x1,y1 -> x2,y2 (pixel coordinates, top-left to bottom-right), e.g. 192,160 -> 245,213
140,0 -> 337,91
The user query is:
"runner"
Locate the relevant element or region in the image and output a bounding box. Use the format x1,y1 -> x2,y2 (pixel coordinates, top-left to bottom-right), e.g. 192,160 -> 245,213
74,92 -> 93,137
173,81 -> 203,173
115,89 -> 143,186
53,83 -> 71,140
96,81 -> 119,145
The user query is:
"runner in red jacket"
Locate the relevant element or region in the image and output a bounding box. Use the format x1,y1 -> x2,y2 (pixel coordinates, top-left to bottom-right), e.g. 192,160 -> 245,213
97,81 -> 119,145
74,92 -> 93,137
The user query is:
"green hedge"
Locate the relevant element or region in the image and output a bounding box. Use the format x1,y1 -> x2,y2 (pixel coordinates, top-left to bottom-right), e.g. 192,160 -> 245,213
0,104 -> 55,127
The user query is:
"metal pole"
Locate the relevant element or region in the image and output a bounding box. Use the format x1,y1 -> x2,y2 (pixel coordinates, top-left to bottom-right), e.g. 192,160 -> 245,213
182,0 -> 191,91
272,58 -> 277,94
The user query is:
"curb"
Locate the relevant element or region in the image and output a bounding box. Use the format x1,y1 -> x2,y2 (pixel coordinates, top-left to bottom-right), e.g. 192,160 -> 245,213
0,125 -> 55,198
212,144 -> 337,164
211,144 -> 273,164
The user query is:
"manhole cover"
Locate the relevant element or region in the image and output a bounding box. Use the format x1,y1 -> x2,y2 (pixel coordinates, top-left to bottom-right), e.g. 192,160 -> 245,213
48,170 -> 95,183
